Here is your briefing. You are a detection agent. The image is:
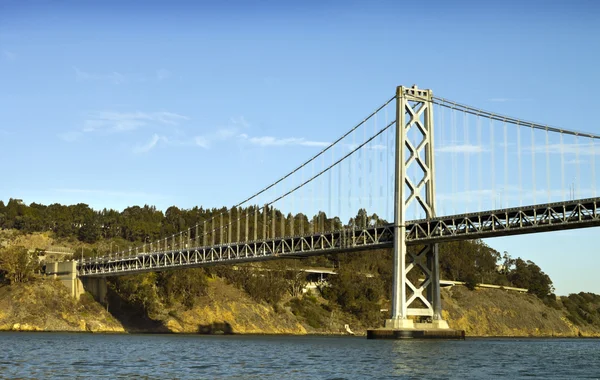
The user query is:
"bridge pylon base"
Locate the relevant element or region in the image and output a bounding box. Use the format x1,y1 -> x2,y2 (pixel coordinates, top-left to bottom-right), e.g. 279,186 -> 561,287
370,318 -> 462,339
384,318 -> 414,329
366,327 -> 465,340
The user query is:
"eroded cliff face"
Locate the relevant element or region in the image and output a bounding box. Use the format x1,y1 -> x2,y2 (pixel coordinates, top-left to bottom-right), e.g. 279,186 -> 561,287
157,277 -> 307,335
3,275 -> 600,337
0,279 -> 123,333
441,286 -> 600,337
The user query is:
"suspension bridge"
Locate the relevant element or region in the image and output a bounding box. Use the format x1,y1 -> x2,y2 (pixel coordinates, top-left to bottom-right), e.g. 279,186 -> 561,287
48,85 -> 600,334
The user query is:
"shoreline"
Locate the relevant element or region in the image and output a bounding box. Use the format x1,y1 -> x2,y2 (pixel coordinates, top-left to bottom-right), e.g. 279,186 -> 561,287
1,328 -> 599,339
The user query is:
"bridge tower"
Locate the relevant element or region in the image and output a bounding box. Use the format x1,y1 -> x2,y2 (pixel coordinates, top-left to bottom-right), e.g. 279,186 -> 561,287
385,85 -> 449,330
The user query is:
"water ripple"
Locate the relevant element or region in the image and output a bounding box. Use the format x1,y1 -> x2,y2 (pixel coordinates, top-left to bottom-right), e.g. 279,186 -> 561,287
0,333 -> 599,379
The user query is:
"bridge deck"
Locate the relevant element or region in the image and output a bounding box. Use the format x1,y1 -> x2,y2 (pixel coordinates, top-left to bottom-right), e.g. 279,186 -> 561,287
78,197 -> 599,277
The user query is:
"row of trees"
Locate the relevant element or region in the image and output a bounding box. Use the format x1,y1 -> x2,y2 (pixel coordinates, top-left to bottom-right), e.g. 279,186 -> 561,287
0,199 -> 382,246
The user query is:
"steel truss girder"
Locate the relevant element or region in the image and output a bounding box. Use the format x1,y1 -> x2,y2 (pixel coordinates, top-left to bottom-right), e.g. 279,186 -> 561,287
78,226 -> 396,277
406,198 -> 600,243
77,197 -> 600,278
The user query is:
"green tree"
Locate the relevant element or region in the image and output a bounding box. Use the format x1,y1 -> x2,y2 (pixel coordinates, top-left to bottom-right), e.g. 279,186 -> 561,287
0,246 -> 39,284
156,268 -> 208,309
79,214 -> 102,243
323,255 -> 385,325
507,258 -> 554,299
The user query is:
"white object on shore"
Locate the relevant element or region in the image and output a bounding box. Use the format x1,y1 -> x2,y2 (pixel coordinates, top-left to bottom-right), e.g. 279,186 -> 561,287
344,324 -> 355,335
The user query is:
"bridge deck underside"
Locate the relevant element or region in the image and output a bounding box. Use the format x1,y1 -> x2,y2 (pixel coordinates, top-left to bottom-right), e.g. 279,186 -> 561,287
79,198 -> 599,277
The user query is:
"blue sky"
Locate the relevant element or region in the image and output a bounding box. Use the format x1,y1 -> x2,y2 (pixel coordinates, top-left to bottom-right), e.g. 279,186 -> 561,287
1,0 -> 599,295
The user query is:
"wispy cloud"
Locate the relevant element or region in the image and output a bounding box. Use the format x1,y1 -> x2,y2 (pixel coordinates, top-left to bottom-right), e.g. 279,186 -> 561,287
192,116 -> 252,149
530,143 -> 600,156
133,134 -> 167,153
488,98 -> 533,103
83,111 -> 189,133
52,187 -> 159,198
243,135 -> 330,147
437,144 -> 486,154
230,116 -> 250,128
156,68 -> 171,81
109,114 -> 328,153
58,131 -> 83,142
2,50 -> 16,61
74,66 -> 175,84
60,110 -> 189,144
193,128 -> 330,150
74,66 -> 126,84
194,136 -> 209,149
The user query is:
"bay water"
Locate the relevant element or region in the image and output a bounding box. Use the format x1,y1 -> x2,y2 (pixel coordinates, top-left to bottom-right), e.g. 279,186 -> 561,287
1,332 -> 599,379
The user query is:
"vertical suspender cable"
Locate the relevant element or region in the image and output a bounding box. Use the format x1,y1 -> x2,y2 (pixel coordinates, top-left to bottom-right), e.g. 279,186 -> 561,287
386,105 -> 390,222
350,128 -> 355,226
439,106 -> 445,215
271,203 -> 275,239
451,108 -> 457,214
464,110 -> 469,213
531,125 -> 536,205
560,132 -> 565,202
357,127 -> 362,224
592,137 -> 597,198
322,152 -> 325,232
338,147 -> 342,226
370,110 -> 375,212
245,207 -> 249,241
517,123 -> 522,206
546,128 -> 551,203
311,159 -> 315,234
301,166 -> 305,234
503,120 -> 508,208
477,115 -> 482,212
379,108 -> 384,223
364,116 -> 367,226
490,117 -> 496,208
291,171 -> 295,236
576,134 -> 580,199
330,145 -> 334,227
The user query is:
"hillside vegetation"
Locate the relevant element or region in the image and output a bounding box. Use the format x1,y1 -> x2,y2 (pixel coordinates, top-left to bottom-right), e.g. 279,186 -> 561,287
1,198 -> 599,336
0,278 -> 123,332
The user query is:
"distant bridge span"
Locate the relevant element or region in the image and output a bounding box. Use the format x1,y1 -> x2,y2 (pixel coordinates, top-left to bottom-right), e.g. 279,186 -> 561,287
78,197 -> 600,277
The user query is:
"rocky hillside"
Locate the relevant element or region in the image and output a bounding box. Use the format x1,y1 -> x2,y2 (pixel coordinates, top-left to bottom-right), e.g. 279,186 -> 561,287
2,229 -> 600,337
4,275 -> 600,337
0,278 -> 123,332
107,275 -> 364,335
442,286 -> 600,337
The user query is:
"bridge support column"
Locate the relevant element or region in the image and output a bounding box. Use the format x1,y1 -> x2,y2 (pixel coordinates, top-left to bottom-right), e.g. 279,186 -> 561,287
80,276 -> 108,304
46,261 -> 85,300
373,85 -> 458,338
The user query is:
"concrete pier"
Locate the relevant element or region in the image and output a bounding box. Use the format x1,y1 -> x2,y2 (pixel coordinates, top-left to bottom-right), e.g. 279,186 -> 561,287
80,276 -> 108,304
367,328 -> 465,339
46,261 -> 85,299
46,261 -> 107,304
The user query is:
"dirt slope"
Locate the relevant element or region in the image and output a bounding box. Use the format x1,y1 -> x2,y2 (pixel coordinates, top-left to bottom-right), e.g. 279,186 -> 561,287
442,286 -> 600,337
0,278 -> 123,333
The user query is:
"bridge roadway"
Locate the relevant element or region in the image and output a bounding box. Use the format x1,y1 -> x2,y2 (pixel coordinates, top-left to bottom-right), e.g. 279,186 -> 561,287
79,197 -> 600,277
